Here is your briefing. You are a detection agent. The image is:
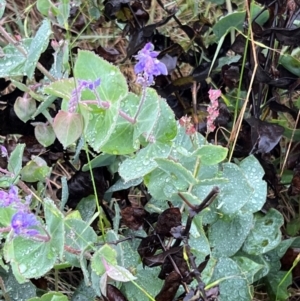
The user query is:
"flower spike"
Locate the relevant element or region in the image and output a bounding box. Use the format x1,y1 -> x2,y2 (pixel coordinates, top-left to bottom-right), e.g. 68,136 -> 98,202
134,42 -> 167,86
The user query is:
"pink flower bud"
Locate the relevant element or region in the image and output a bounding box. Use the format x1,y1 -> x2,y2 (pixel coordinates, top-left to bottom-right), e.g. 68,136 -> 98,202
207,89 -> 221,133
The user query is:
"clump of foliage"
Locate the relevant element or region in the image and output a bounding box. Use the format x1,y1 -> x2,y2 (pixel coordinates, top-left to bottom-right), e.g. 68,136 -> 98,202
1,0 -> 300,300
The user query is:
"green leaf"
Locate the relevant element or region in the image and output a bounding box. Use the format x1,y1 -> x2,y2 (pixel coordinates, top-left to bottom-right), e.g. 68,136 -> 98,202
21,157 -> 51,182
37,0 -> 58,16
121,264 -> 163,301
209,0 -> 224,4
146,168 -> 174,200
74,51 -> 127,151
264,271 -> 292,301
106,177 -> 143,193
0,39 -> 32,77
0,207 -> 15,227
133,88 -> 160,141
49,39 -> 70,78
44,78 -> 75,100
263,238 -> 295,271
209,212 -> 253,258
190,215 -> 211,265
119,142 -> 172,182
233,252 -> 270,283
59,176 -> 68,211
286,215 -> 300,236
105,264 -> 137,282
14,96 -> 36,122
232,256 -> 265,284
85,105 -> 120,152
91,244 -> 117,275
239,155 -> 267,213
71,279 -> 97,301
33,95 -> 57,117
243,209 -> 284,255
0,267 -> 36,301
213,11 -> 245,39
151,93 -> 177,142
28,292 -> 68,301
82,153 -> 116,171
193,145 -> 228,165
155,158 -> 198,188
117,234 -> 140,269
44,198 -> 65,260
118,91 -> 176,181
53,111 -> 84,148
212,162 -> 253,215
64,218 -> 97,266
4,237 -> 58,282
25,19 -> 52,79
76,195 -> 97,222
34,123 -> 56,147
279,53 -> 300,77
0,176 -> 15,188
88,3 -> 101,20
212,4 -> 269,39
0,0 -> 6,19
57,0 -> 70,29
208,257 -> 252,301
8,143 -> 25,176
101,92 -> 139,154
75,50 -> 127,103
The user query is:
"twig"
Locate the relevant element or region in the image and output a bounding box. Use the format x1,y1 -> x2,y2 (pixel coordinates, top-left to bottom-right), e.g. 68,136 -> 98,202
183,238 -> 207,301
174,187 -> 219,248
192,81 -> 200,127
0,276 -> 10,301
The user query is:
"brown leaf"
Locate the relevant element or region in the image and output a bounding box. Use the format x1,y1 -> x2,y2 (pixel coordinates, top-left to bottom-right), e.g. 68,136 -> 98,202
121,206 -> 147,230
105,284 -> 128,301
155,270 -> 181,301
288,163 -> 300,196
138,234 -> 161,260
142,246 -> 182,267
96,45 -> 121,62
155,208 -> 181,237
246,117 -> 284,154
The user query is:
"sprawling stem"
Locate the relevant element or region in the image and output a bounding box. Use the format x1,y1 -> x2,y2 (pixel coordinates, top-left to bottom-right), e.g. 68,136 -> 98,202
133,85 -> 147,122
82,100 -> 136,124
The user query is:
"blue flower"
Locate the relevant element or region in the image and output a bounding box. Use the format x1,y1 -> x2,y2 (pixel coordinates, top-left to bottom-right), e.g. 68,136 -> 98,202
11,212 -> 39,236
0,145 -> 8,157
68,78 -> 101,113
0,186 -> 20,207
134,42 -> 168,86
78,78 -> 101,91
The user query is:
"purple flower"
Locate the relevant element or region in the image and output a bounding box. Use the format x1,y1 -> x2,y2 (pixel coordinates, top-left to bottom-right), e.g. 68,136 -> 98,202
134,42 -> 168,86
0,145 -> 8,158
0,186 -> 20,207
68,78 -> 101,113
78,78 -> 101,91
11,212 -> 39,236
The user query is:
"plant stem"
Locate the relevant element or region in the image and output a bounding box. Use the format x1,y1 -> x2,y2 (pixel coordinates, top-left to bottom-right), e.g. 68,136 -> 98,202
82,100 -> 136,124
0,277 -> 10,301
133,85 -> 147,122
84,140 -> 106,242
226,0 -> 235,44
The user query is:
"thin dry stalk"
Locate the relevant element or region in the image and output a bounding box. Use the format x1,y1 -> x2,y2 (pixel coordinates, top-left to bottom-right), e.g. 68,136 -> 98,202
228,1 -> 258,161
